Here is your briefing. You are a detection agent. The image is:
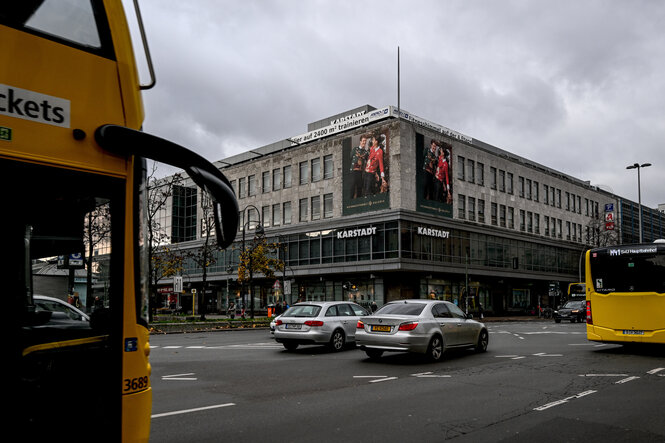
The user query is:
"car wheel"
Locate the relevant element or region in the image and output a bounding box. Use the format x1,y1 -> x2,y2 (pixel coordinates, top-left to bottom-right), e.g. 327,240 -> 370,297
329,329 -> 346,352
555,319 -> 561,323
283,341 -> 298,351
475,329 -> 489,353
365,349 -> 383,360
427,335 -> 444,362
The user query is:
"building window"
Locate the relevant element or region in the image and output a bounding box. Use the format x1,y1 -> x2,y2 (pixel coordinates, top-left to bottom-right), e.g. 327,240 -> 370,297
566,192 -> 570,210
248,174 -> 257,196
527,211 -> 533,233
311,157 -> 321,182
557,219 -> 563,238
490,167 -> 497,190
272,168 -> 281,191
566,221 -> 571,240
551,217 -> 556,238
499,204 -> 506,227
324,154 -> 333,179
272,203 -> 280,226
238,177 -> 246,199
478,199 -> 485,223
323,193 -> 333,218
556,189 -> 562,208
171,185 -> 197,243
299,198 -> 308,222
262,171 -> 270,193
458,194 -> 466,219
544,216 -> 550,236
507,172 -> 514,195
499,170 -> 505,192
533,181 -> 539,202
283,165 -> 292,188
519,209 -> 526,231
458,156 -> 465,180
526,179 -> 532,200
283,201 -> 292,225
311,195 -> 321,220
262,205 -> 270,227
299,161 -> 308,185
468,197 -> 476,221
467,159 -> 475,184
543,184 -> 548,205
508,207 -> 514,229
491,202 -> 498,226
534,214 -> 540,234
476,162 -> 484,186
518,176 -> 525,198
577,196 -> 582,214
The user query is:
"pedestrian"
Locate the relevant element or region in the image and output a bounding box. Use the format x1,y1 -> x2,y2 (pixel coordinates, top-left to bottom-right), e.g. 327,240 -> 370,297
275,299 -> 283,316
228,301 -> 235,319
479,303 -> 484,319
371,300 -> 377,312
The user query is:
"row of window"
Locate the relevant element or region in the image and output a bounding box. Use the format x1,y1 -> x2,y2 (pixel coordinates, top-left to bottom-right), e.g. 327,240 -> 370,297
457,157 -> 602,216
232,155 -> 334,199
238,193 -> 335,229
457,194 -> 597,244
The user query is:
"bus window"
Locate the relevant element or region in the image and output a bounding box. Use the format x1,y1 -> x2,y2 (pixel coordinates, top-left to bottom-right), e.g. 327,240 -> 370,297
9,158 -> 124,437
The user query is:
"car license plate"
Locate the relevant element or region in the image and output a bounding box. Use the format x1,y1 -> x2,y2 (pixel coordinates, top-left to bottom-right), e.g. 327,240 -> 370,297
285,324 -> 301,329
623,330 -> 644,335
371,325 -> 391,332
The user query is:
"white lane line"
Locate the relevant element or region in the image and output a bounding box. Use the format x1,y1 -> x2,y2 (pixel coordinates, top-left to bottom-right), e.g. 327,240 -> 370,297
162,346 -> 183,349
533,353 -> 563,357
162,372 -> 197,381
579,374 -> 628,377
370,377 -> 398,383
152,403 -> 235,419
647,368 -> 665,375
354,375 -> 389,378
615,376 -> 640,384
534,390 -> 597,411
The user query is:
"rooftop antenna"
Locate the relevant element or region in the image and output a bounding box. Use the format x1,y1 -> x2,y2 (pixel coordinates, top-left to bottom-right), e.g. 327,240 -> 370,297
397,46 -> 401,120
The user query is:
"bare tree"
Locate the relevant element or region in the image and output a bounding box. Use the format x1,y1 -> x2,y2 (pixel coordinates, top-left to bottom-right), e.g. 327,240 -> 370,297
146,163 -> 185,320
585,214 -> 620,247
238,230 -> 284,318
187,191 -> 218,320
84,201 -> 112,312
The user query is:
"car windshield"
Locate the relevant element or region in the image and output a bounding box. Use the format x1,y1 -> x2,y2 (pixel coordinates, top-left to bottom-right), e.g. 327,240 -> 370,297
562,301 -> 583,309
283,305 -> 322,318
375,303 -> 426,316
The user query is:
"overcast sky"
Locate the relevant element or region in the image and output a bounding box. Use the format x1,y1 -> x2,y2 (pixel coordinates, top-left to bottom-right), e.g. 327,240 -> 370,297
132,0 -> 664,208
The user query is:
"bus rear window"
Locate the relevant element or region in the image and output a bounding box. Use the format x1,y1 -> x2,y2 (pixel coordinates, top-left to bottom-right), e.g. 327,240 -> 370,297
589,248 -> 665,294
1,0 -> 113,57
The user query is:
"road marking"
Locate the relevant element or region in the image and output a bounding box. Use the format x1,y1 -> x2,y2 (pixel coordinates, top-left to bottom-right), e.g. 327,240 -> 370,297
647,368 -> 665,375
495,355 -> 526,360
533,353 -> 563,357
579,374 -> 628,377
152,403 -> 235,419
411,371 -> 451,378
162,346 -> 183,349
534,390 -> 597,411
615,376 -> 640,384
162,372 -> 197,381
370,377 -> 398,383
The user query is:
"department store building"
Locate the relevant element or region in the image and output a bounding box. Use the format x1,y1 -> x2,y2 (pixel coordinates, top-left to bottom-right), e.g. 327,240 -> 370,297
158,105 -> 664,316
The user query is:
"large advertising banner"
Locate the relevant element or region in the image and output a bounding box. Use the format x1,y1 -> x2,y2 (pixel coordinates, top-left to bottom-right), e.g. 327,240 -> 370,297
342,126 -> 390,215
416,134 -> 454,217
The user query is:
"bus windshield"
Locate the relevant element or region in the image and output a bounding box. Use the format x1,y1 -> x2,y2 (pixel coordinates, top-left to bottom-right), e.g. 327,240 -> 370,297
589,245 -> 665,294
1,0 -> 111,55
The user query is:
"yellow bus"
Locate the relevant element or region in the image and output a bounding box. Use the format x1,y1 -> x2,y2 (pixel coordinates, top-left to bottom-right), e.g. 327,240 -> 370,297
3,1 -> 238,441
585,243 -> 665,345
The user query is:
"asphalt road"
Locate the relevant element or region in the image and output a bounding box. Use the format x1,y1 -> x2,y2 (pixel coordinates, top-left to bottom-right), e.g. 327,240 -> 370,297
148,322 -> 665,442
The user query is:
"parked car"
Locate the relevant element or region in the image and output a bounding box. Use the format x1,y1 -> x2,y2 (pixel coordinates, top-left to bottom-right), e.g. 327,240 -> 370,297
33,295 -> 90,328
356,299 -> 488,361
554,300 -> 586,323
273,301 -> 369,351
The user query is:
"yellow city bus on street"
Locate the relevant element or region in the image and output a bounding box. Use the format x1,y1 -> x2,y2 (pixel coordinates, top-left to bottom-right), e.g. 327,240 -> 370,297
2,1 -> 238,441
585,243 -> 665,345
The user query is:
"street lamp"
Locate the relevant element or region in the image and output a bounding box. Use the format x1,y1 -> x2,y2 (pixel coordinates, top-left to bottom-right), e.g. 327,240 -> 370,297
626,162 -> 651,243
241,205 -> 263,318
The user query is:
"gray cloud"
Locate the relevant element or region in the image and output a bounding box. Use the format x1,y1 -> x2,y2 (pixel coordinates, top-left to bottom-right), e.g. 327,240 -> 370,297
134,0 -> 664,208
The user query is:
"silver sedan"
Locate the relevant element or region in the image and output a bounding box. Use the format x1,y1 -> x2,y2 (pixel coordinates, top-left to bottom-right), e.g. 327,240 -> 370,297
273,301 -> 369,351
356,299 -> 488,361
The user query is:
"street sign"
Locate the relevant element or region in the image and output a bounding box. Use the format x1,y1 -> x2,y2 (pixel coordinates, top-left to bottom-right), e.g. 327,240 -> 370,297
284,280 -> 292,296
173,276 -> 183,293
